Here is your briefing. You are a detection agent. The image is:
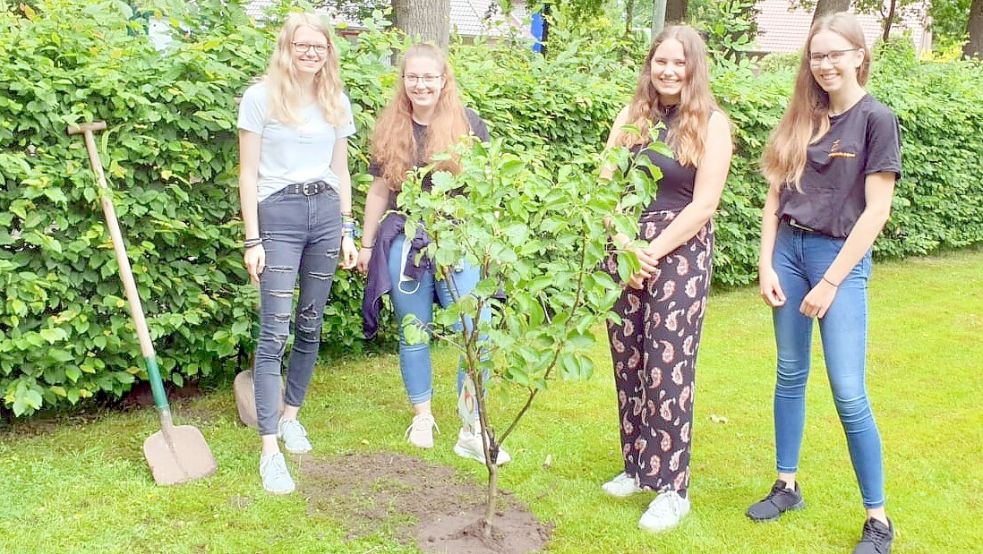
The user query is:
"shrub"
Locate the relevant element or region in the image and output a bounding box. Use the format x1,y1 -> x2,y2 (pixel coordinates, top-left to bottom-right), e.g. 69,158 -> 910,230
2,0 -> 981,417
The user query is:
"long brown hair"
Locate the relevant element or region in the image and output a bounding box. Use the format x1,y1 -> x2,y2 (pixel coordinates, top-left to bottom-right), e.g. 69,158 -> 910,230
761,12 -> 871,188
370,43 -> 471,191
264,13 -> 346,127
616,25 -> 720,168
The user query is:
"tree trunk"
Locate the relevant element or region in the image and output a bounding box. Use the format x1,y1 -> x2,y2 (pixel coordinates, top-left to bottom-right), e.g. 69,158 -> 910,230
965,0 -> 983,58
651,0 -> 667,37
812,0 -> 851,25
625,0 -> 635,34
392,0 -> 450,51
881,0 -> 897,42
665,0 -> 688,24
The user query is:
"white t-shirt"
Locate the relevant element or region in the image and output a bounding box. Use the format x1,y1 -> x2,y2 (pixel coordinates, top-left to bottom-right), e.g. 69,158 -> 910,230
237,82 -> 356,203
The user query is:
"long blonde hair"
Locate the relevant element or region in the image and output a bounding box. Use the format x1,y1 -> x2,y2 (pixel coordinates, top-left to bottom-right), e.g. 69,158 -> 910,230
263,13 -> 347,127
370,43 -> 471,191
761,12 -> 871,188
616,25 -> 720,168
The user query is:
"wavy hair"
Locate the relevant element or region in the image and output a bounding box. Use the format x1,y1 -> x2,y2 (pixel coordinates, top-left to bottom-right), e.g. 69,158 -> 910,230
761,12 -> 871,189
616,25 -> 720,168
263,13 -> 346,127
370,43 -> 471,191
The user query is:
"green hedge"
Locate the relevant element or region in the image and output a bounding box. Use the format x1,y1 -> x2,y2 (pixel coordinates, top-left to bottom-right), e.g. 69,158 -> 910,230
1,2 -> 981,416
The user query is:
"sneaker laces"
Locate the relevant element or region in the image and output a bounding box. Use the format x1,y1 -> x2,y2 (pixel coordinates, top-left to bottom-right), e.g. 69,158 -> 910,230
262,452 -> 289,477
404,413 -> 439,438
763,480 -> 791,502
861,519 -> 891,545
649,491 -> 683,513
280,419 -> 307,437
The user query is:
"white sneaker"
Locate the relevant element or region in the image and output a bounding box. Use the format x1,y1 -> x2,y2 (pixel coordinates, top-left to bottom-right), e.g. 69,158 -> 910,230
259,452 -> 296,494
453,427 -> 511,465
405,413 -> 439,448
638,491 -> 691,533
602,471 -> 643,498
277,418 -> 312,454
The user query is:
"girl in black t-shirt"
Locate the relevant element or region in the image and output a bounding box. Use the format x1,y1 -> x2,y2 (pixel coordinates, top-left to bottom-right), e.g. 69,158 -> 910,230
748,13 -> 901,554
599,25 -> 733,533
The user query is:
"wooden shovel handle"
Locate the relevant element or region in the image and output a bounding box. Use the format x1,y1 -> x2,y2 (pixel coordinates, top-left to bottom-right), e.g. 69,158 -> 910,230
67,123 -> 167,409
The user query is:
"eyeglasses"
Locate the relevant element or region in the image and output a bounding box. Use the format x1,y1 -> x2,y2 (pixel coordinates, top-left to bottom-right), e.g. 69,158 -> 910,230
292,42 -> 328,55
402,74 -> 443,85
809,48 -> 859,66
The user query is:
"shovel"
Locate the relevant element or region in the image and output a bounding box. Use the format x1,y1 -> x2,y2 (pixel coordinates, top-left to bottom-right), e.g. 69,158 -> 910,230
68,121 -> 217,485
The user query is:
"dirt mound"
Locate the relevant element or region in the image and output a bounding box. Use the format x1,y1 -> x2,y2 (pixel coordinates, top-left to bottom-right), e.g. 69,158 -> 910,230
301,451 -> 550,553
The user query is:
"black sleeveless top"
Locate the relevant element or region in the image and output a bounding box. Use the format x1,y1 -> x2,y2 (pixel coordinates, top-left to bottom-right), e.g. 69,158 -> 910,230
630,106 -> 698,213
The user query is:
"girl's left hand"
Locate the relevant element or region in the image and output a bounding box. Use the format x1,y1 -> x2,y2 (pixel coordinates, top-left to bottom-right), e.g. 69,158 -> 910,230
800,280 -> 838,319
340,236 -> 358,270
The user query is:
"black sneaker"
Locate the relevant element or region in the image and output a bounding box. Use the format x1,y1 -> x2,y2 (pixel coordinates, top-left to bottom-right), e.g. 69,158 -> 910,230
853,517 -> 894,554
745,479 -> 805,521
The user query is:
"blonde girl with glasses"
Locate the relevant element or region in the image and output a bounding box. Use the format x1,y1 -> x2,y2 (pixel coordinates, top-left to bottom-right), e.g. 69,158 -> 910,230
746,13 -> 901,554
357,44 -> 510,466
237,13 -> 358,494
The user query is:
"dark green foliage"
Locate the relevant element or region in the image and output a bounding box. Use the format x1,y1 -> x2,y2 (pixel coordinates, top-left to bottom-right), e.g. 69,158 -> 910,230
2,1 -> 981,416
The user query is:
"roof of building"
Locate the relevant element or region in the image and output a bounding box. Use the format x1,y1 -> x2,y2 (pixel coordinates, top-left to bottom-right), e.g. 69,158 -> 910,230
754,0 -> 928,54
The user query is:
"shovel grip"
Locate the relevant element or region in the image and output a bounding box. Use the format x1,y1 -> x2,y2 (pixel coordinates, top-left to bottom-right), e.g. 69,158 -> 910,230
145,356 -> 170,411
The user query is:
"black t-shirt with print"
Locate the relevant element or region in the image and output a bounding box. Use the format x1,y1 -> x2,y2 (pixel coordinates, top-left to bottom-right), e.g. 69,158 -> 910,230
369,108 -> 489,210
777,94 -> 902,238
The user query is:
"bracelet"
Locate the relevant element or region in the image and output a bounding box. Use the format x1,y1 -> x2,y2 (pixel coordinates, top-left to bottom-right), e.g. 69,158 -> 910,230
243,237 -> 263,249
822,276 -> 839,287
341,214 -> 356,239
360,244 -> 373,249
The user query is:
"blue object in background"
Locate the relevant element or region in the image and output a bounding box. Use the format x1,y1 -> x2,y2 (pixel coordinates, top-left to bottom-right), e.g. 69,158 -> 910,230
531,11 -> 545,53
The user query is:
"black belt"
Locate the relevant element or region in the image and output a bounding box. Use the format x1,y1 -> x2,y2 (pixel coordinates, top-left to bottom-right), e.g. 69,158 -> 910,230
282,180 -> 330,196
782,215 -> 817,233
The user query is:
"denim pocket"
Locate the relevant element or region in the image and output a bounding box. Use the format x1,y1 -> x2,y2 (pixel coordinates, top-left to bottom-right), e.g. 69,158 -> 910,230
259,188 -> 289,207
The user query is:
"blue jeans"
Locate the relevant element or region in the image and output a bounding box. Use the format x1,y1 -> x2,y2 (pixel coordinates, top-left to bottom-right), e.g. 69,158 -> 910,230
253,187 -> 341,436
387,233 -> 489,412
771,222 -> 884,508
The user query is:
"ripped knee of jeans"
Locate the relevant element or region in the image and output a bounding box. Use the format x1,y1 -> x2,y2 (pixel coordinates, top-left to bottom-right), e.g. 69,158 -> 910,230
294,302 -> 323,343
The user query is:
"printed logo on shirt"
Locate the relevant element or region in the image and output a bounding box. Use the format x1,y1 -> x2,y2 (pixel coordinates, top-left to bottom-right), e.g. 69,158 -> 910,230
829,139 -> 857,159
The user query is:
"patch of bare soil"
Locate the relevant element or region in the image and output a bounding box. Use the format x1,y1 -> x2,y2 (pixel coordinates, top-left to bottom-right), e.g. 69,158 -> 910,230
301,452 -> 551,554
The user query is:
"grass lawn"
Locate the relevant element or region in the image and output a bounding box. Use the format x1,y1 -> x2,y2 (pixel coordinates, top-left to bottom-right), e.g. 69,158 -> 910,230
1,250 -> 981,553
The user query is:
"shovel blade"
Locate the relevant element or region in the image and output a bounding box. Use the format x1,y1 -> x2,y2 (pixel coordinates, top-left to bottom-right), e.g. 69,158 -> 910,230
233,369 -> 259,429
234,369 -> 285,429
143,424 -> 217,485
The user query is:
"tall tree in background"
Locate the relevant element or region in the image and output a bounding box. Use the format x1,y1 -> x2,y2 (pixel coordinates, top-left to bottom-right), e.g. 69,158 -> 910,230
666,0 -> 688,24
929,0 -> 972,48
812,0 -> 851,24
966,0 -> 983,58
393,0 -> 450,50
625,0 -> 635,34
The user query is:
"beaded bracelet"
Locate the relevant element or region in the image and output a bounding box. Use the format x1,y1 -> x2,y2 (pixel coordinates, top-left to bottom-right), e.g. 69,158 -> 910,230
341,215 -> 356,239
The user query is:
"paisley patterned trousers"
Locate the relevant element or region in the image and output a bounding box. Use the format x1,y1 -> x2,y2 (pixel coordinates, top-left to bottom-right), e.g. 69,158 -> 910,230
605,210 -> 713,495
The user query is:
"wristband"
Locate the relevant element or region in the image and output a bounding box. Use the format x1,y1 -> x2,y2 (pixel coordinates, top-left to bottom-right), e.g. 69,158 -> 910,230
341,215 -> 356,239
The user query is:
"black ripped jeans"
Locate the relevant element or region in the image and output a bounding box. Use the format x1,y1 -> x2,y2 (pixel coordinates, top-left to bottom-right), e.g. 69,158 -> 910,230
253,185 -> 341,436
